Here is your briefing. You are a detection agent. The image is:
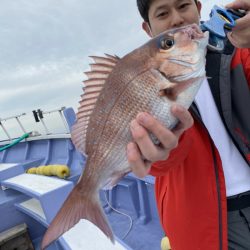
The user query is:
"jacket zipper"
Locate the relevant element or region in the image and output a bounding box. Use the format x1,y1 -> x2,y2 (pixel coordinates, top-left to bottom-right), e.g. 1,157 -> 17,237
209,138 -> 223,250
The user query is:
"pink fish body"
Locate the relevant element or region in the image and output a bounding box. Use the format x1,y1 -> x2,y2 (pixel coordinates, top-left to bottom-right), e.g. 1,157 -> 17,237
41,24 -> 208,249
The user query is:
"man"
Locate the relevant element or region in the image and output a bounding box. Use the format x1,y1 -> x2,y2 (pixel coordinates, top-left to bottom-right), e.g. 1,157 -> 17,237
127,0 -> 250,249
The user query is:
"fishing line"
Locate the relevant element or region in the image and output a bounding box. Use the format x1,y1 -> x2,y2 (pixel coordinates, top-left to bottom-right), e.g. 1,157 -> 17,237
104,191 -> 133,240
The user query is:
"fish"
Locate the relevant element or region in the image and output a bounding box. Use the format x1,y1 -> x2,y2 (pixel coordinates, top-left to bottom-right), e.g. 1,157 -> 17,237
41,23 -> 208,249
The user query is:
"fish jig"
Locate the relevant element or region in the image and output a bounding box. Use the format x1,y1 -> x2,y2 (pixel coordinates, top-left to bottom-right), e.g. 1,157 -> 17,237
200,5 -> 246,52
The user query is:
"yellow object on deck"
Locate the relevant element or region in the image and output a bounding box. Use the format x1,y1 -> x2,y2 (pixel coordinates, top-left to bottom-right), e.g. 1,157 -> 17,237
26,165 -> 70,179
161,236 -> 171,250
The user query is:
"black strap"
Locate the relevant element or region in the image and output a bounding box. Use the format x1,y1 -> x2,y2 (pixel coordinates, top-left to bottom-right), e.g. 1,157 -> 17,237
190,102 -> 201,119
227,193 -> 250,211
205,40 -> 235,120
206,50 -> 223,118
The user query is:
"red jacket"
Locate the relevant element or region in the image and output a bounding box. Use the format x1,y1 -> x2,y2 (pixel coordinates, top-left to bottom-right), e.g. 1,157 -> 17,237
150,47 -> 250,250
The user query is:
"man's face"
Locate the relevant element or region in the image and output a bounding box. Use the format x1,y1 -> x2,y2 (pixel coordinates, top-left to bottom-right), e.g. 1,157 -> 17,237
143,0 -> 202,37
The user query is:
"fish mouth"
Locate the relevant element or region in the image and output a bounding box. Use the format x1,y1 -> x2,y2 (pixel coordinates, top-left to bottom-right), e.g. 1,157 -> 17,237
181,23 -> 207,41
172,24 -> 209,51
164,23 -> 205,41
166,30 -> 208,67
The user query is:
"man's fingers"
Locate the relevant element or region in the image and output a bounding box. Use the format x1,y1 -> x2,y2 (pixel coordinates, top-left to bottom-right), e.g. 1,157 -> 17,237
135,112 -> 179,152
128,105 -> 193,179
226,0 -> 249,10
227,32 -> 240,48
130,119 -> 170,162
226,0 -> 249,30
127,142 -> 151,178
170,105 -> 194,138
232,14 -> 250,30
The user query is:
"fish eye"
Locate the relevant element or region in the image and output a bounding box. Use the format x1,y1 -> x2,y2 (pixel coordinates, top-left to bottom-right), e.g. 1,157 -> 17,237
160,37 -> 175,50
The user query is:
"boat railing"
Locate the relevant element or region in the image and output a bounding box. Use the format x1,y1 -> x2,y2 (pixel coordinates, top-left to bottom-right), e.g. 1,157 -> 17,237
0,107 -> 75,146
0,113 -> 27,141
32,107 -> 70,135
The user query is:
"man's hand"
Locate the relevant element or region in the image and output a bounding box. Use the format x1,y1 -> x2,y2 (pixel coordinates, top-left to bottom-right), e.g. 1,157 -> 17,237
226,0 -> 250,48
127,105 -> 193,178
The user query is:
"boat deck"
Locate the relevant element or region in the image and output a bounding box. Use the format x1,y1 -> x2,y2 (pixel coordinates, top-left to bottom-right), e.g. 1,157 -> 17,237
0,107 -> 164,250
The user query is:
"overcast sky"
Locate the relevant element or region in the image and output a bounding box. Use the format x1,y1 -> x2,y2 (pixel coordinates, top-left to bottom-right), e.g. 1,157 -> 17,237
0,0 -> 232,139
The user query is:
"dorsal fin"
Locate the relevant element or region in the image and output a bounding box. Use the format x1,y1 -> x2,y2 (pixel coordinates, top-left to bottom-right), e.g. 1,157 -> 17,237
89,56 -> 118,66
90,63 -> 115,72
71,54 -> 120,155
104,53 -> 120,61
85,71 -> 110,79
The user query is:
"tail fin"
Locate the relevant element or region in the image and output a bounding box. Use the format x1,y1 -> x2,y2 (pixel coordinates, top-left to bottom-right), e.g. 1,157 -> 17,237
41,184 -> 114,249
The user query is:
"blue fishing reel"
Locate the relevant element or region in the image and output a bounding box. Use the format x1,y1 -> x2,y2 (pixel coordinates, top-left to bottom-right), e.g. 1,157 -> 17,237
200,5 -> 246,52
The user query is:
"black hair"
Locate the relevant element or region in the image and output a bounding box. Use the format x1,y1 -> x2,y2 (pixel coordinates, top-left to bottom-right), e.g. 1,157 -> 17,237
136,0 -> 198,23
136,0 -> 152,22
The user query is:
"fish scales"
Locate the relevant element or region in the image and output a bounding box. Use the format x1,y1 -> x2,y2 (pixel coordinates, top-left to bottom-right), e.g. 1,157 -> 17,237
81,80 -> 147,183
84,54 -> 150,155
86,72 -> 159,175
85,67 -> 168,172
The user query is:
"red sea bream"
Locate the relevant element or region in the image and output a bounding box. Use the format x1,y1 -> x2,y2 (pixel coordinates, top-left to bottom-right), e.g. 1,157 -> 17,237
41,24 -> 208,249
